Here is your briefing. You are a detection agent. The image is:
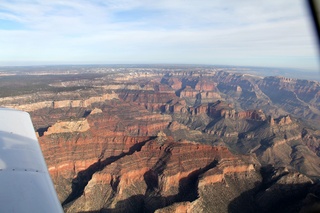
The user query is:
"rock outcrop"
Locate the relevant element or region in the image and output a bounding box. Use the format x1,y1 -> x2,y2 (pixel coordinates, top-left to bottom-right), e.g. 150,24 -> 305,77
36,99 -> 257,212
0,66 -> 319,212
44,119 -> 90,135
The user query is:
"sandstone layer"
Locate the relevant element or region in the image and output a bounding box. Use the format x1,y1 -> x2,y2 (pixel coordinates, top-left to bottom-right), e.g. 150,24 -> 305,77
0,67 -> 319,212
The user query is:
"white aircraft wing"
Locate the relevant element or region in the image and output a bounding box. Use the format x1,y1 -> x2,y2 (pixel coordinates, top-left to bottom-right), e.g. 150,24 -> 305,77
0,108 -> 63,213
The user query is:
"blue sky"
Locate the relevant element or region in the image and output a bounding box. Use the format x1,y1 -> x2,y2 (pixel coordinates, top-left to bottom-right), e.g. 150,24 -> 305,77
0,0 -> 319,70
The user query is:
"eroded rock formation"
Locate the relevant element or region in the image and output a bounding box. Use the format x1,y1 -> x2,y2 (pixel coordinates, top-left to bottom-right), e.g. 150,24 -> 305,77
1,67 -> 319,212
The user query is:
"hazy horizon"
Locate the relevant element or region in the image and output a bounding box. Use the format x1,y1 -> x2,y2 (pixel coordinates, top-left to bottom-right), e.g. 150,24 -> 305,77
0,0 -> 319,71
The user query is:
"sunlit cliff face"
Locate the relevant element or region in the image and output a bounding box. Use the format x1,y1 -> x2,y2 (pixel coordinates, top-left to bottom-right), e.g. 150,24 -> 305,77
1,68 -> 320,212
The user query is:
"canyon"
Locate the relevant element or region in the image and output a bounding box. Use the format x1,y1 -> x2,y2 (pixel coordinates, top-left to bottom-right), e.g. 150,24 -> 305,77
0,65 -> 320,212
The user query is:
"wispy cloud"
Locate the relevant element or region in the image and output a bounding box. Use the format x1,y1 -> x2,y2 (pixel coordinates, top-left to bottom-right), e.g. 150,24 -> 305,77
0,0 -> 318,70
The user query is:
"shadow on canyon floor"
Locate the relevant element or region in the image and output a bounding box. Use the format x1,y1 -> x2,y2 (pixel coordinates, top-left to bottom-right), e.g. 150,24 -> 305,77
76,166 -> 319,213
62,136 -> 157,207
228,166 -> 315,213
99,159 -> 218,213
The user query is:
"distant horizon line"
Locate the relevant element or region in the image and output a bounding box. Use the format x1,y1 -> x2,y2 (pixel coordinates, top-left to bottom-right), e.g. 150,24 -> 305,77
0,63 -> 318,72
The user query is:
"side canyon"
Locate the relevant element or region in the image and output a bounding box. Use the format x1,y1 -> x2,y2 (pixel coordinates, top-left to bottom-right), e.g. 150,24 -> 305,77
1,66 -> 320,212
